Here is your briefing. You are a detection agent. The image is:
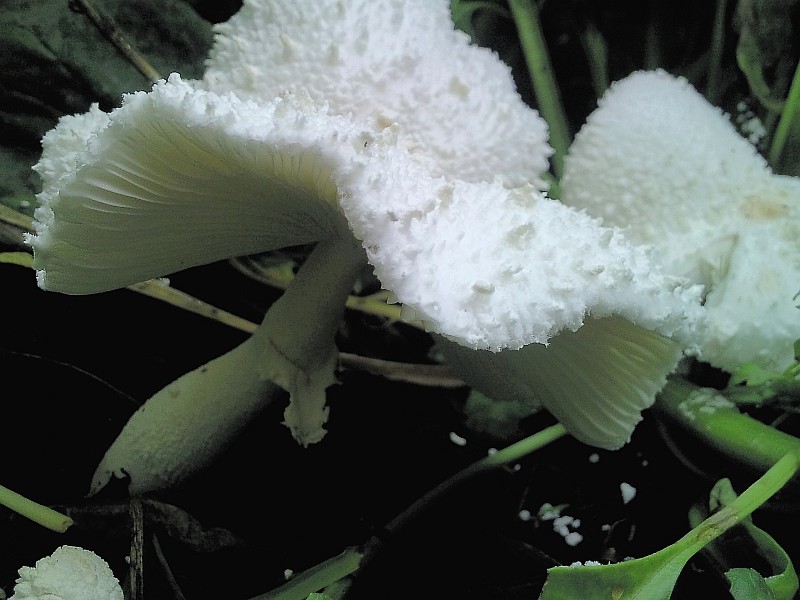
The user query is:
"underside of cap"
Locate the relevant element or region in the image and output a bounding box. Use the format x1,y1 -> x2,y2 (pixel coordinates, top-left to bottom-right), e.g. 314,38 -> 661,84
27,75 -> 369,294
437,316 -> 684,449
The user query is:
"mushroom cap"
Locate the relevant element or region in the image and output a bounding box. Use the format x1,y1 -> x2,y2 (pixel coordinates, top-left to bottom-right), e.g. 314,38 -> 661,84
34,104 -> 111,198
29,75 -> 355,294
10,546 -> 123,600
27,75 -> 702,351
341,162 -> 704,350
701,177 -> 800,370
204,0 -> 552,187
561,69 -> 800,371
561,69 -> 773,279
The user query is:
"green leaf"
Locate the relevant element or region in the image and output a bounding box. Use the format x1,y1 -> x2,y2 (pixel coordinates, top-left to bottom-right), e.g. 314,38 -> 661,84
538,453 -> 800,600
0,0 -> 213,210
539,543 -> 692,600
450,0 -> 509,40
727,568 -> 775,599
748,527 -> 799,599
690,478 -> 799,600
729,362 -> 781,387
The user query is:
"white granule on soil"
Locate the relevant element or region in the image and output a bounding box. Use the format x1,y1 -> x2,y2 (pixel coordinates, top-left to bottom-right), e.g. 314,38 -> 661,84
449,431 -> 467,446
538,504 -> 584,546
620,482 -> 637,504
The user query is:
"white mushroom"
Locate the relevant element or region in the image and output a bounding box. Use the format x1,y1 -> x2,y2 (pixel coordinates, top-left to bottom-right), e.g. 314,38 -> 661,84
9,546 -> 123,600
561,69 -> 800,373
28,2 -> 703,493
203,0 -> 551,187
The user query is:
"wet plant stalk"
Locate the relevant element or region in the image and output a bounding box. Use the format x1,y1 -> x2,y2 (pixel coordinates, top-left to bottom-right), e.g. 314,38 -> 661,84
0,484 -> 73,533
769,57 -> 800,171
654,376 -> 800,471
508,0 -> 570,179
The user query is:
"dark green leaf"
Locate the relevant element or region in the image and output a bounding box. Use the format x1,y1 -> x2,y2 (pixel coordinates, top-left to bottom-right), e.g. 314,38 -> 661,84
727,568 -> 775,599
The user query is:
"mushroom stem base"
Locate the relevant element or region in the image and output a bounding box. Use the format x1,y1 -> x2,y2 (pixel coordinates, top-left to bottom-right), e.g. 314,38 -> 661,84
252,235 -> 369,446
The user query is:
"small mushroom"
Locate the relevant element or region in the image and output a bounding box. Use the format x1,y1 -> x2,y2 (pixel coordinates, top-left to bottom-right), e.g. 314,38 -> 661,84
561,69 -> 800,372
28,3 -> 703,493
9,546 -> 123,600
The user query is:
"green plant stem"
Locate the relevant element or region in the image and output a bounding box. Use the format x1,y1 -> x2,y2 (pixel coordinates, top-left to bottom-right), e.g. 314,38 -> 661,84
248,548 -> 362,600
507,0 -> 570,179
650,452 -> 797,572
248,423 -> 567,600
654,376 -> 800,472
382,422 -> 567,537
0,484 -> 73,533
579,22 -> 610,99
687,452 -> 800,548
705,0 -> 729,104
539,452 -> 799,599
769,57 -> 800,170
643,1 -> 661,70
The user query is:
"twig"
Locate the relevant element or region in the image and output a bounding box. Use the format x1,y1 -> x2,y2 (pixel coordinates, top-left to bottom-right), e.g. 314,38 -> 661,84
0,204 -> 33,233
152,533 -> 188,600
69,0 -> 162,83
340,354 -> 465,388
128,279 -> 259,335
128,498 -> 145,600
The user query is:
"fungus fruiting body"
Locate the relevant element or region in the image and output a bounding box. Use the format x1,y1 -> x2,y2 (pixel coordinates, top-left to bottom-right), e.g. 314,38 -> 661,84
561,69 -> 800,373
29,2 -> 704,493
9,546 -> 123,600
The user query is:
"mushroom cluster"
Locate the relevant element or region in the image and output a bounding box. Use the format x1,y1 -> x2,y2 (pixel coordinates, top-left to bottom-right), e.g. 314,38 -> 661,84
561,69 -> 800,373
28,0 -> 702,494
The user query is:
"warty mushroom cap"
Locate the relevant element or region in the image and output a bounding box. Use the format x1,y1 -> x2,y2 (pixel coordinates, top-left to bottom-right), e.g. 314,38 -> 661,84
204,0 -> 552,187
28,74 -> 701,351
561,69 -> 800,372
9,545 -> 123,600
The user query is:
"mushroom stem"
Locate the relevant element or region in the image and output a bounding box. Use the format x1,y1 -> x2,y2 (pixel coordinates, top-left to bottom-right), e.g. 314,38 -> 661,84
89,332 -> 288,496
252,234 -> 369,445
89,235 -> 368,495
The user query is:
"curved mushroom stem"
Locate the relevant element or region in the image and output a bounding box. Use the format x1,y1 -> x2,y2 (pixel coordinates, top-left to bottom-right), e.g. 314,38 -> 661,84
89,234 -> 368,495
253,233 -> 369,445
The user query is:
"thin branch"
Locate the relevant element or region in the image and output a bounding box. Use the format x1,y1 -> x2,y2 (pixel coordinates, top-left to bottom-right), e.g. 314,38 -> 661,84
152,533 -> 188,600
69,0 -> 162,83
